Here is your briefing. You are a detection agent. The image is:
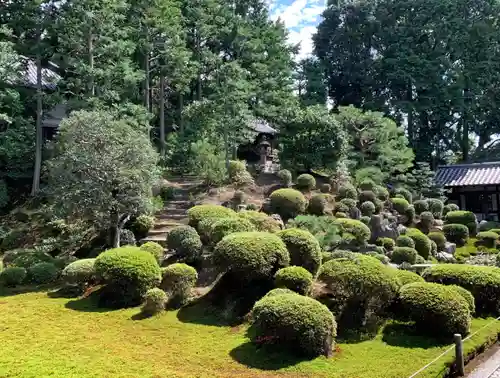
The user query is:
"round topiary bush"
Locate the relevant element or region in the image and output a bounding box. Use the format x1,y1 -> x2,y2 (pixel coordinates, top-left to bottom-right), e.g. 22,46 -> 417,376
443,224 -> 469,246
28,262 -> 60,284
209,217 -> 256,245
276,228 -> 321,275
335,212 -> 348,218
428,199 -> 444,219
399,282 -> 471,337
274,266 -> 313,295
308,194 -> 329,216
131,215 -> 155,239
419,211 -> 434,229
393,269 -> 424,287
238,211 -> 281,233
166,225 -> 202,260
337,183 -> 357,200
406,228 -> 432,259
320,183 -> 332,193
422,264 -> 500,315
269,189 -> 307,221
443,203 -> 460,216
405,206 -> 416,225
141,288 -> 167,316
335,218 -> 371,245
95,246 -> 162,308
477,231 -> 499,248
277,169 -> 293,187
360,216 -> 370,225
264,288 -> 297,297
375,185 -> 390,201
140,242 -> 164,262
213,232 -> 290,279
296,174 -> 316,191
0,266 -> 26,287
160,263 -> 198,307
360,201 -> 376,216
413,200 -> 429,215
391,197 -> 410,214
177,236 -> 203,262
396,235 -> 415,249
339,198 -> 357,211
358,190 -> 377,204
376,237 -> 396,251
358,179 -> 376,192
449,285 -> 475,314
249,293 -> 336,357
11,251 -> 55,269
394,188 -> 413,203
391,247 -> 418,265
428,232 -> 446,251
187,205 -> 236,229
228,160 -> 254,186
445,210 -> 476,226
61,258 -> 96,286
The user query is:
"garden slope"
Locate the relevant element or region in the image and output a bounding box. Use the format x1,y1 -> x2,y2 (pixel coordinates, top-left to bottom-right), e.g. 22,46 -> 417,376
1,290 -> 500,378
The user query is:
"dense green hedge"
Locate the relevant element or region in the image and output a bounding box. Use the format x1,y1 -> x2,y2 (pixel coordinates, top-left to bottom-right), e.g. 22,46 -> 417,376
187,205 -> 236,229
62,258 -> 96,286
442,224 -> 469,246
414,200 -> 429,215
140,242 -> 164,262
0,266 -> 26,287
308,194 -> 329,216
393,269 -> 424,287
238,211 -> 281,233
477,231 -> 499,248
296,174 -> 316,191
394,188 -> 413,203
274,266 -> 313,295
399,282 -> 471,337
264,288 -> 297,297
391,198 -> 410,214
335,218 -> 371,244
209,217 -> 256,245
269,189 -> 307,221
213,232 -> 289,279
358,190 -> 377,204
95,247 -> 162,308
166,226 -> 202,261
339,198 -> 357,211
28,262 -> 60,284
428,232 -> 446,251
422,264 -> 500,315
396,235 -> 415,248
449,285 -> 475,314
443,203 -> 459,216
249,293 -> 336,357
11,251 -> 55,269
276,228 -> 321,275
428,199 -> 444,218
160,263 -> 198,307
391,247 -> 418,265
131,215 -> 155,239
445,211 -> 477,235
406,228 -> 432,259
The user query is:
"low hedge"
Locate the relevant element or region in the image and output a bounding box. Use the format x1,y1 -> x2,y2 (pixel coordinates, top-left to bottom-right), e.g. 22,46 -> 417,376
213,232 -> 290,279
187,205 -> 236,229
422,264 -> 500,315
296,174 -> 316,191
274,266 -> 313,295
406,228 -> 432,259
0,266 -> 26,287
399,282 -> 471,338
238,211 -> 281,233
391,198 -> 410,214
61,258 -> 96,286
160,263 -> 198,307
269,189 -> 307,221
276,228 -> 321,275
443,224 -> 469,246
443,203 -> 460,216
428,232 -> 447,251
28,262 -> 60,284
209,217 -> 256,245
477,231 -> 499,248
449,285 -> 475,314
391,247 -> 418,265
335,218 -> 371,244
249,293 -> 336,357
445,211 -> 477,235
11,251 -> 55,269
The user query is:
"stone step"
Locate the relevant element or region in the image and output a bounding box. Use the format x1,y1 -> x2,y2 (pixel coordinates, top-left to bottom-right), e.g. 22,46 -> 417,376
153,221 -> 184,229
157,213 -> 188,221
162,207 -> 189,214
148,228 -> 174,236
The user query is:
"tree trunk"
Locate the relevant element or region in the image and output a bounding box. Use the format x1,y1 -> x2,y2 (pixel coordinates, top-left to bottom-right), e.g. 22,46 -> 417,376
159,73 -> 166,159
111,213 -> 130,248
31,40 -> 43,196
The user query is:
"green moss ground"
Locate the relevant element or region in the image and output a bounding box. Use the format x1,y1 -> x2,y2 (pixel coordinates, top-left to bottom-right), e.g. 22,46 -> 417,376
1,289 -> 500,378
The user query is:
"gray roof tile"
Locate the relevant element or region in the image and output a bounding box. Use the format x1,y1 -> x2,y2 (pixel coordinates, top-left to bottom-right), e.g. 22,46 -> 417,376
436,162 -> 500,187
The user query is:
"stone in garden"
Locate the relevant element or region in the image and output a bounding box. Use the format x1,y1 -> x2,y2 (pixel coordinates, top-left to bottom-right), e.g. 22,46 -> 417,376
349,207 -> 361,220
444,242 -> 456,255
436,252 -> 456,263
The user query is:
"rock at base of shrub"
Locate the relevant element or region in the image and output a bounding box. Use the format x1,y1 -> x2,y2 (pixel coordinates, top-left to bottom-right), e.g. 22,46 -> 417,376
274,266 -> 313,295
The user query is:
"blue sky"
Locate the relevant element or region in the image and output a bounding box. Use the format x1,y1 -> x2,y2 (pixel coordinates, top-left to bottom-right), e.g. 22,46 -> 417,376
267,0 -> 327,59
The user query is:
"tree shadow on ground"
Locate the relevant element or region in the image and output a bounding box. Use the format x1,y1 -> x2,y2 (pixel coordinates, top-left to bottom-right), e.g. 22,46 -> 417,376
382,323 -> 450,348
130,311 -> 152,321
176,300 -> 234,327
229,342 -> 312,371
64,297 -> 117,313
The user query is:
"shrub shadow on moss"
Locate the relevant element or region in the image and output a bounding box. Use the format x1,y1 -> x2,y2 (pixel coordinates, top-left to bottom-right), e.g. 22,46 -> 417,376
0,284 -> 56,297
64,297 -> 118,313
229,342 -> 311,370
176,300 -> 234,327
382,322 -> 449,348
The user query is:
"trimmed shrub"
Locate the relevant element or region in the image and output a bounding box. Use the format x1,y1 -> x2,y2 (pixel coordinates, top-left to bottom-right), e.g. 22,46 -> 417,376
335,218 -> 371,244
277,169 -> 292,187
477,231 -> 499,248
391,247 -> 418,265
277,228 -> 321,275
358,190 -> 377,204
358,179 -> 376,191
360,216 -> 370,225
140,242 -> 164,262
95,247 -> 162,308
395,188 -> 413,203
213,232 -> 289,279
0,266 -> 27,286
375,185 -> 390,201
232,190 -> 246,206
443,224 -> 469,246
360,201 -> 376,216
11,251 -> 55,269
61,258 -> 96,286
396,235 -> 415,249
246,203 -> 259,211
445,210 -> 476,226
428,232 -> 446,251
167,226 -> 201,257
320,183 -> 332,193
334,202 -> 349,214
177,236 -> 203,262
406,228 -> 432,259
187,205 -> 236,229
141,288 -> 167,315
296,174 -> 316,191
479,221 -> 500,232
228,160 -> 254,186
335,212 -> 347,218
376,237 -> 395,251
449,285 -> 475,314
443,203 -> 460,216
419,211 -> 434,229
428,199 -> 444,219
160,263 -> 198,306
264,288 -> 296,297
269,189 -> 307,221
308,194 -> 329,216
422,264 -> 500,315
393,269 -> 424,287
367,252 -> 390,265
238,211 -> 281,233
28,262 -> 60,284
337,183 -> 357,200
274,266 -> 313,295
339,198 -> 357,211
399,282 -> 471,337
413,200 -> 429,215
120,229 -> 136,246
249,293 -> 336,357
209,217 -> 256,245
405,206 -> 416,225
130,215 -> 155,239
391,197 -> 410,214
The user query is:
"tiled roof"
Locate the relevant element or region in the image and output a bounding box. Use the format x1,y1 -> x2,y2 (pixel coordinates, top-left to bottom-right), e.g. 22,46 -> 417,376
248,119 -> 277,134
20,57 -> 60,90
435,162 -> 500,187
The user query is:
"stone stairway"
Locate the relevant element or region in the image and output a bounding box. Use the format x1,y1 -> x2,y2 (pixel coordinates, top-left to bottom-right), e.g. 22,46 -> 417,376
140,176 -> 201,246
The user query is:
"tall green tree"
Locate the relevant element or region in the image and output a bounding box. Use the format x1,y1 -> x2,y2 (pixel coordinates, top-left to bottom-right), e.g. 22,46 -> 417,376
295,57 -> 327,107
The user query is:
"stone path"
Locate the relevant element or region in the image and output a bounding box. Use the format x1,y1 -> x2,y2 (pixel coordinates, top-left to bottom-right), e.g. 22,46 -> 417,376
140,176 -> 201,247
468,346 -> 500,378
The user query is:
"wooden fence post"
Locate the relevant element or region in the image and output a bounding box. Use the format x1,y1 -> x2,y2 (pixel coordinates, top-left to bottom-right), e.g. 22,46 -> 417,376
454,333 -> 465,376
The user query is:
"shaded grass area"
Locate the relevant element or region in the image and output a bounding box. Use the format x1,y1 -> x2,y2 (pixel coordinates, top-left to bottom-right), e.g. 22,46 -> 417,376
0,290 -> 500,378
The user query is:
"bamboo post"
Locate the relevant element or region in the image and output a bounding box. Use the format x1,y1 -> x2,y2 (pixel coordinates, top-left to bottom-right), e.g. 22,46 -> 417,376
454,334 -> 465,376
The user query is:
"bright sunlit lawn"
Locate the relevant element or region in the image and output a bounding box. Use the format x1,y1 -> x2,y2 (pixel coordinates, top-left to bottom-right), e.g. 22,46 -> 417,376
1,288 -> 500,378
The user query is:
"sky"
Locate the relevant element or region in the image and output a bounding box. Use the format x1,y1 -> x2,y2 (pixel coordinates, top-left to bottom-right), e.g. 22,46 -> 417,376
267,0 -> 327,60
